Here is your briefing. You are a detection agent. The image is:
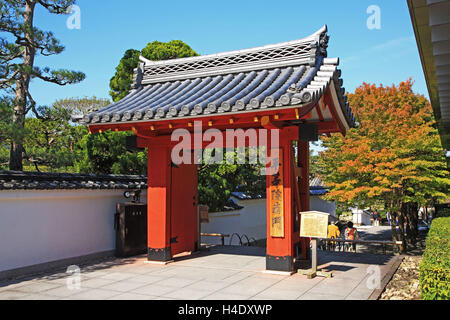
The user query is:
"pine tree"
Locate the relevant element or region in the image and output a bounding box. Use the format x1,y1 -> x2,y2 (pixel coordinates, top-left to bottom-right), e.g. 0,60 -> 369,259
0,0 -> 85,170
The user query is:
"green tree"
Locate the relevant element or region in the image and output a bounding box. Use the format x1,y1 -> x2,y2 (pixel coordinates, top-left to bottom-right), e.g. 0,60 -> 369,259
318,80 -> 449,249
198,149 -> 266,212
23,105 -> 80,171
141,40 -> 199,61
75,131 -> 147,175
0,0 -> 85,170
109,49 -> 140,102
19,97 -> 110,172
109,40 -> 199,102
53,96 -> 111,118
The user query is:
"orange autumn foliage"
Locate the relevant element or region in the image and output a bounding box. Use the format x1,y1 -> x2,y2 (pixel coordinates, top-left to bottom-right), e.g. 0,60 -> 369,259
318,80 -> 449,210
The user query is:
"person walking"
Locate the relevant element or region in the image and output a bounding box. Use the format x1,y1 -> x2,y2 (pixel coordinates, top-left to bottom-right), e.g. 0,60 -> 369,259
373,209 -> 380,226
344,221 -> 359,252
327,221 -> 340,251
386,211 -> 392,226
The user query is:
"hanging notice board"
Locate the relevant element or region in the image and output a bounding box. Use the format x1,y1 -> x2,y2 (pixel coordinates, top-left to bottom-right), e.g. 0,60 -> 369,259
300,211 -> 329,238
268,151 -> 284,237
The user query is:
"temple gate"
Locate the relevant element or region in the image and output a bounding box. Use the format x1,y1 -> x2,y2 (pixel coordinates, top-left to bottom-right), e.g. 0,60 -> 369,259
85,26 -> 355,272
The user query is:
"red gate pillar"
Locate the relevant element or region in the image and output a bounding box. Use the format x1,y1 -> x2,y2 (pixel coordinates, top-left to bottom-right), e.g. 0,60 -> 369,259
146,143 -> 172,262
266,128 -> 296,272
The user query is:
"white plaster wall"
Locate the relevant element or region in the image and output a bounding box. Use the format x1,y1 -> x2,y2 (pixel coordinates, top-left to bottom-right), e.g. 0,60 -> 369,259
0,189 -> 147,272
201,199 -> 267,245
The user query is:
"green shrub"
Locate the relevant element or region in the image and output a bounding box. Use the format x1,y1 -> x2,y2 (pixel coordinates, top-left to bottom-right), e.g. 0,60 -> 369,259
419,217 -> 450,300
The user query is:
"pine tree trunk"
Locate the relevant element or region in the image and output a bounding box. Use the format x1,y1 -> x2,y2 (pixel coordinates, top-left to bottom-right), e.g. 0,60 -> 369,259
9,90 -> 25,170
9,1 -> 36,171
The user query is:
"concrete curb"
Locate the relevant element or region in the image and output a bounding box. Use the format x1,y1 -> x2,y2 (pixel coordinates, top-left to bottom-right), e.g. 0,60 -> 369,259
368,255 -> 404,300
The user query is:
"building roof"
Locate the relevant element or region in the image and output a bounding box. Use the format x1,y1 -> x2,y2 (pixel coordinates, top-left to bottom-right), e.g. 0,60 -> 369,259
0,171 -> 147,191
408,0 -> 450,153
82,26 -> 354,129
309,176 -> 326,189
0,170 -> 329,194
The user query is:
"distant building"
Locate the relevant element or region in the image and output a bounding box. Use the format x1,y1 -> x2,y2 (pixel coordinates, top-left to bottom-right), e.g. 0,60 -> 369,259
351,208 -> 372,226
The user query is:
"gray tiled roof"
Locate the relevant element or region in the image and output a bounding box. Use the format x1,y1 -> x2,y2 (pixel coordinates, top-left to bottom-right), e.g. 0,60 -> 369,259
0,171 -> 147,191
83,26 -> 354,127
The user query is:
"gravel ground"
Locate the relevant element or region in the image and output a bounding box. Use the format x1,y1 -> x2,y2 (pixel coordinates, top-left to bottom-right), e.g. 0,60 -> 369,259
380,256 -> 422,300
354,226 -> 425,300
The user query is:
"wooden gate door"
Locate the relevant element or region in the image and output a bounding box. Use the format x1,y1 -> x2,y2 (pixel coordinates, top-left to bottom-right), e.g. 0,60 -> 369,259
170,163 -> 198,256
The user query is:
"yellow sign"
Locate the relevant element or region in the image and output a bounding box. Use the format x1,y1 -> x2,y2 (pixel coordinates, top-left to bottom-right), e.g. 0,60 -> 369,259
300,211 -> 329,238
268,151 -> 284,237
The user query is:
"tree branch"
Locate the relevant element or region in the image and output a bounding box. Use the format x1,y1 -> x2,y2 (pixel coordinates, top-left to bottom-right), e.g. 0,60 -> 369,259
31,67 -> 85,86
25,91 -> 46,120
37,0 -> 73,14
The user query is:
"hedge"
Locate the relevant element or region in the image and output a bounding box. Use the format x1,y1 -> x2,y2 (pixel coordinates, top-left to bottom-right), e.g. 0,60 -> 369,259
419,217 -> 450,300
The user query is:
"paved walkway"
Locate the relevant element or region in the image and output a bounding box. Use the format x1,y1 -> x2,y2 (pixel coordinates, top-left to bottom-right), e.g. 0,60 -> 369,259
0,246 -> 400,300
357,226 -> 393,241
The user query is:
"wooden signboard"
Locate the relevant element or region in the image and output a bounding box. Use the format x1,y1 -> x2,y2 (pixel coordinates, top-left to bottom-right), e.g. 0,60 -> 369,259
199,205 -> 209,223
298,211 -> 332,279
268,151 -> 284,237
300,211 -> 329,238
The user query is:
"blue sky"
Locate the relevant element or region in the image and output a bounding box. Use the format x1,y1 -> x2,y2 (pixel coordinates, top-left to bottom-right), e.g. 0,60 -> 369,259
27,0 -> 427,106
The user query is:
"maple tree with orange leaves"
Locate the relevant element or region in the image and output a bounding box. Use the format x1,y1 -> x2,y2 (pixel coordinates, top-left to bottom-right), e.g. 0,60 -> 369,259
318,79 -> 449,250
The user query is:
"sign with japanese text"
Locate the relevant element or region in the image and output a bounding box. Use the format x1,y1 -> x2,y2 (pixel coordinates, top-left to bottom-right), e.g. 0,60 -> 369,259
300,211 -> 329,238
268,151 -> 284,237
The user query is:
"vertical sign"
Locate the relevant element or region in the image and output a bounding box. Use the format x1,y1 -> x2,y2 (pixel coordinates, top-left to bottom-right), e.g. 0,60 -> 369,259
268,151 -> 284,237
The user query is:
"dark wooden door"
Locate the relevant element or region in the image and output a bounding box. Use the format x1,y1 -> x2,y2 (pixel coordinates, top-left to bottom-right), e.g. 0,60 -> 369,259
170,163 -> 198,256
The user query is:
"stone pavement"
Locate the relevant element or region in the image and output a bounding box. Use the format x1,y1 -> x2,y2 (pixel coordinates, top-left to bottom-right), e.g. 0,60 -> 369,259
0,246 -> 401,300
357,226 -> 392,239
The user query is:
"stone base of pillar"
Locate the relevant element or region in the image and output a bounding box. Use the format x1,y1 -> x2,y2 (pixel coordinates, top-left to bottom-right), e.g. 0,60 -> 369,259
266,255 -> 294,272
147,247 -> 171,262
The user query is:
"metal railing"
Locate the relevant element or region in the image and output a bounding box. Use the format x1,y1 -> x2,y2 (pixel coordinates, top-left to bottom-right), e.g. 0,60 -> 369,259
200,232 -> 257,246
318,237 -> 403,254
229,233 -> 257,246
229,233 -> 242,245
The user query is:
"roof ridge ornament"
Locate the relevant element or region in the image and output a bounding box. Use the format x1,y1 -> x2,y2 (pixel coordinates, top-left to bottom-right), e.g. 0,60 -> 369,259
131,62 -> 145,90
